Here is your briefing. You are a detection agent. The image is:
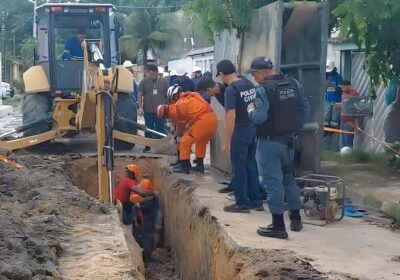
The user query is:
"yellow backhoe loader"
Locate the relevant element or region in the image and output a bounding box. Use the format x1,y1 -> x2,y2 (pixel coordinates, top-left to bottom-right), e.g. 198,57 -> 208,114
0,3 -> 172,203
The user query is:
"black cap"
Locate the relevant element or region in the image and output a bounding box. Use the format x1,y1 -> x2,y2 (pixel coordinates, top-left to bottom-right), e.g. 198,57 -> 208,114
196,77 -> 216,92
216,60 -> 236,77
245,56 -> 273,74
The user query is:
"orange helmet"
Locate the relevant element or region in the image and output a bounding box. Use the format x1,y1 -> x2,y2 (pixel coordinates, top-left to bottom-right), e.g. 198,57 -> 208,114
156,105 -> 168,119
139,179 -> 154,192
130,193 -> 143,204
126,164 -> 139,178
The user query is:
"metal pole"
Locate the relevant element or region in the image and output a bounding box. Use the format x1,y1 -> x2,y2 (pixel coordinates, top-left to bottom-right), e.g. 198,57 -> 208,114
28,0 -> 37,38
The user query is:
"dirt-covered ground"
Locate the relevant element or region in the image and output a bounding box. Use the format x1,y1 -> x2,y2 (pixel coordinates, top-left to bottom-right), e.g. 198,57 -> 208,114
0,153 -> 116,279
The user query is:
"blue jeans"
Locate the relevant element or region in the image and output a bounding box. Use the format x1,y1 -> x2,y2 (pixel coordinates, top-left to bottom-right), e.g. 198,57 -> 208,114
324,102 -> 341,128
256,139 -> 302,214
340,123 -> 354,148
230,125 -> 262,208
144,112 -> 166,139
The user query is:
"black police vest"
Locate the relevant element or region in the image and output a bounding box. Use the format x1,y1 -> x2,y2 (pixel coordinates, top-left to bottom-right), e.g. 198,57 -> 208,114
258,74 -> 303,137
230,79 -> 257,124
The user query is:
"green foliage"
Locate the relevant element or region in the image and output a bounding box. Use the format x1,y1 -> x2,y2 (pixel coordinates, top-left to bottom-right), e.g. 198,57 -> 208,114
334,0 -> 400,94
185,0 -> 342,43
19,38 -> 38,70
184,0 -> 254,42
117,0 -> 182,64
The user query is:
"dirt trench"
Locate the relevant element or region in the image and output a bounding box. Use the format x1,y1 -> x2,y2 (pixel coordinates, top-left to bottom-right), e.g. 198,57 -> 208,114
0,153 -> 142,280
68,155 -> 180,280
69,156 -> 324,279
1,152 -> 324,280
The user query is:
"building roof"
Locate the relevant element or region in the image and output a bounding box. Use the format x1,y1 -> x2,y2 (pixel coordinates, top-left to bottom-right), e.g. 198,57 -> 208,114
187,47 -> 214,57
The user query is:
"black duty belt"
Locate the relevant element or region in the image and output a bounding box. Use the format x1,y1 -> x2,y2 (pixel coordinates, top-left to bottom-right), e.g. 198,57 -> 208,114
258,135 -> 293,146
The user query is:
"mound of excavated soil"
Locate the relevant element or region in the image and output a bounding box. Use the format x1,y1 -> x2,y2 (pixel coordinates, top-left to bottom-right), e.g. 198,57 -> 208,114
0,154 -> 111,280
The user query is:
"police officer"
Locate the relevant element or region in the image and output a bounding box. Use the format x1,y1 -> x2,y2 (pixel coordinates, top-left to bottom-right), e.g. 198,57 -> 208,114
216,60 -> 263,213
246,57 -> 310,239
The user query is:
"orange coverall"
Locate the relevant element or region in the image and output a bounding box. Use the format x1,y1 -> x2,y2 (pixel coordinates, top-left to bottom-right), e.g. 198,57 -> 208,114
169,92 -> 218,161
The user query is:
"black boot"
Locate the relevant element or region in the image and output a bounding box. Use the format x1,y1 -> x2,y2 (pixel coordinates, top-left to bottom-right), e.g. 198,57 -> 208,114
173,159 -> 190,174
289,209 -> 303,232
257,214 -> 288,239
170,150 -> 181,166
191,158 -> 205,173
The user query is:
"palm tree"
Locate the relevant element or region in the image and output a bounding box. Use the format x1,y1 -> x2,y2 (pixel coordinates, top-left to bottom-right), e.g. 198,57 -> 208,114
118,0 -> 183,65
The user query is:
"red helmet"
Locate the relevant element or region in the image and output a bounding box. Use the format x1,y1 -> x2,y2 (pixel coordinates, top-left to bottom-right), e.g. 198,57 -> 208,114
156,105 -> 168,119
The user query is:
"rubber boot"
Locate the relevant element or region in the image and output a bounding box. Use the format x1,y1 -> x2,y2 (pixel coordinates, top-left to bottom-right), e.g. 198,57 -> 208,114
173,159 -> 190,174
170,150 -> 181,166
257,214 -> 288,239
191,158 -> 204,173
289,209 -> 303,232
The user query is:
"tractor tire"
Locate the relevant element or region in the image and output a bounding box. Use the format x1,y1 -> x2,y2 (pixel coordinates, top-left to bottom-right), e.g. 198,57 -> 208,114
21,92 -> 53,137
114,92 -> 138,150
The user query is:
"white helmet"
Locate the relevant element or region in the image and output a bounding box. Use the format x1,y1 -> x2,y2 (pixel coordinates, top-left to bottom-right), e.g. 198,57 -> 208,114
158,66 -> 165,74
192,66 -> 202,73
326,60 -> 335,72
167,84 -> 182,101
175,65 -> 187,76
169,70 -> 178,76
123,60 -> 134,68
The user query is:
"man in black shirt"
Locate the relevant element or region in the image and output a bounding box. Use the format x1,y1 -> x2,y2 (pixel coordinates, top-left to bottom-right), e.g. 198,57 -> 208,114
196,77 -> 226,106
215,60 -> 262,213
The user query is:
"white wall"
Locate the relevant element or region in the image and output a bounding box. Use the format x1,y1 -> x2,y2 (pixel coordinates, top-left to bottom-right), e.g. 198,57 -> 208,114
192,53 -> 214,72
167,53 -> 214,76
167,57 -> 193,74
327,43 -> 341,70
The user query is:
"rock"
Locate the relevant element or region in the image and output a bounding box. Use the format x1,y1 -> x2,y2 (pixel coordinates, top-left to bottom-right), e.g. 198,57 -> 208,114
0,264 -> 32,280
255,269 -> 270,277
27,189 -> 41,200
150,248 -> 170,263
2,202 -> 25,217
37,202 -> 54,214
6,239 -> 24,253
100,204 -> 110,214
46,269 -> 62,280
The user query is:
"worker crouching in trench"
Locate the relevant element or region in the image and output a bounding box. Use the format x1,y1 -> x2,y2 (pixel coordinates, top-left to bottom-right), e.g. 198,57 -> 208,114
156,85 -> 218,174
114,164 -> 162,262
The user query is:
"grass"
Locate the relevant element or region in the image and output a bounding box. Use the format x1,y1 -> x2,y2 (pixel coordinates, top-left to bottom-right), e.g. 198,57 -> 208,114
321,149 -> 389,164
2,95 -> 22,107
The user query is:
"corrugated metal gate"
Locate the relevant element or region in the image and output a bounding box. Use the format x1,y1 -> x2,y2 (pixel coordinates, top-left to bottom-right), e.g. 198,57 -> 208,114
352,52 -> 391,153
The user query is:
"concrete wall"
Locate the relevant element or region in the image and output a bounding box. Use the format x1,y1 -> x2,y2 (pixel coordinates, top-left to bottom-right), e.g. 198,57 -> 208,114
211,1 -> 329,173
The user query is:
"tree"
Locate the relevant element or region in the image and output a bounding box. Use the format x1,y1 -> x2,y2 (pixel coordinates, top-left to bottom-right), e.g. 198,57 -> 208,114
184,0 -> 342,43
117,0 -> 182,65
334,0 -> 400,94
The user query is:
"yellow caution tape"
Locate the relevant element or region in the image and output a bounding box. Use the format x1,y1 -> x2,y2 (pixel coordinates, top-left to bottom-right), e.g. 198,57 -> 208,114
323,127 -> 355,135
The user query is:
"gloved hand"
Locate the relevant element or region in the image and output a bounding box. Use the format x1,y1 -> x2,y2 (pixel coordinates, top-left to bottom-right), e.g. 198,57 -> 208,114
138,107 -> 144,117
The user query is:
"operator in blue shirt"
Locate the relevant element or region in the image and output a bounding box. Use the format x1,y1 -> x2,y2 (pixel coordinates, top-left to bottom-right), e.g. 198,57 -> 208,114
62,28 -> 87,60
246,57 -> 310,239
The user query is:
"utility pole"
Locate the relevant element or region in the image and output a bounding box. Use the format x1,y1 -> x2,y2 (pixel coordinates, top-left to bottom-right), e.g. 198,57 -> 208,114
28,0 -> 37,38
1,10 -> 6,83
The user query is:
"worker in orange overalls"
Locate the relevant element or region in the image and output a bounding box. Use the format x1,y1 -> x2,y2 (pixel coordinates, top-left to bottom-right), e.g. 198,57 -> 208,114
156,85 -> 218,174
114,164 -> 156,224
